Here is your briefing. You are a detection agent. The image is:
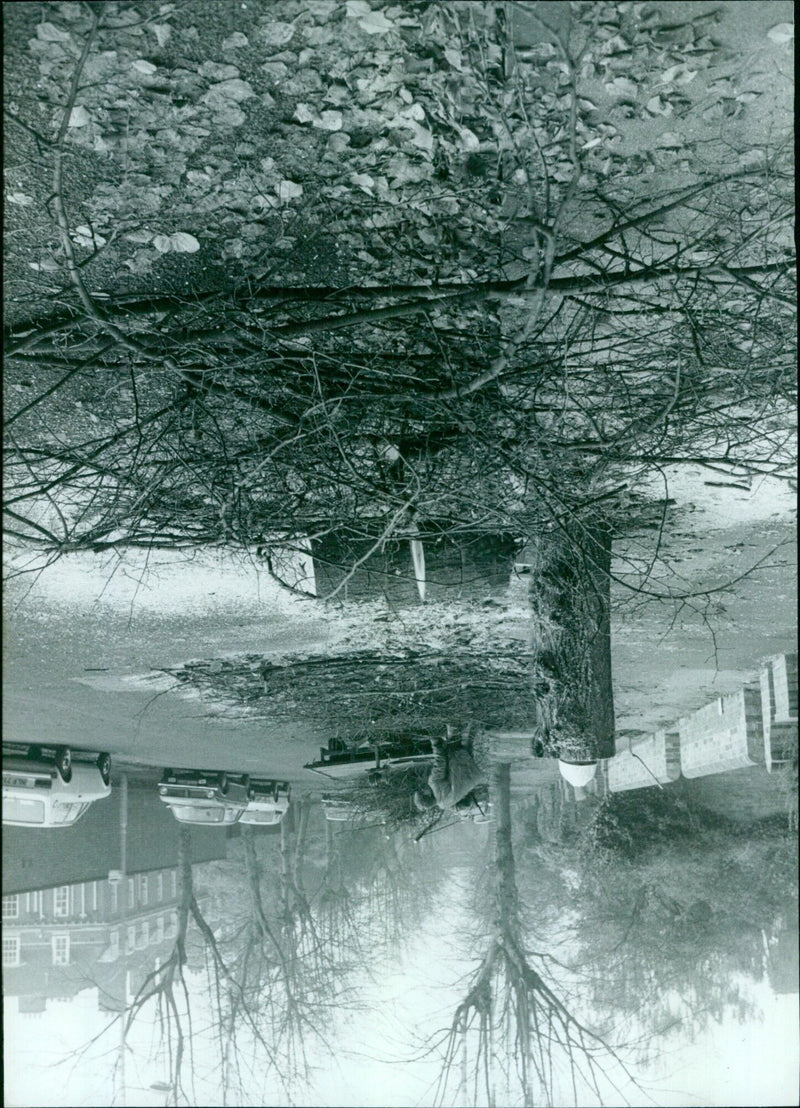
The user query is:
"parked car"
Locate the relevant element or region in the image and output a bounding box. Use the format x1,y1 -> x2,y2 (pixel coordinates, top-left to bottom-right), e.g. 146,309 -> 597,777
158,768 -> 250,825
306,751 -> 434,780
2,743 -> 111,827
321,793 -> 389,825
239,779 -> 291,826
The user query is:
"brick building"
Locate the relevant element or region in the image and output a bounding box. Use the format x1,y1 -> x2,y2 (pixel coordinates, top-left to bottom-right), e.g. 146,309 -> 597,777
1,866 -> 200,1014
2,783 -> 228,1015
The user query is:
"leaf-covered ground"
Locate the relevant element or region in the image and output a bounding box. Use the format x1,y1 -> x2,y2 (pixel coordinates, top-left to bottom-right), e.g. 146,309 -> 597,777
3,1 -> 795,612
5,0 -> 793,315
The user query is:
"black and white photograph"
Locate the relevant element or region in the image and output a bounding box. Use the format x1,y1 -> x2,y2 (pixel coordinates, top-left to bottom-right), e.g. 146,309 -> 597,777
2,1 -> 796,1105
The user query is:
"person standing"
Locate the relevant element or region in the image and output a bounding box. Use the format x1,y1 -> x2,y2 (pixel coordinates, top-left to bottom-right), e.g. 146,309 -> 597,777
414,725 -> 485,812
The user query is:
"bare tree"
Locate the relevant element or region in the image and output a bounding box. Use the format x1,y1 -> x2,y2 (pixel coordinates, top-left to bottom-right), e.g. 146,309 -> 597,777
430,763 -> 645,1107
4,2 -> 794,607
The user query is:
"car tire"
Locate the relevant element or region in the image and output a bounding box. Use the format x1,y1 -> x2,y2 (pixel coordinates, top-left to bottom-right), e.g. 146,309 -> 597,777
218,772 -> 229,794
27,745 -> 43,761
97,752 -> 111,785
55,746 -> 72,782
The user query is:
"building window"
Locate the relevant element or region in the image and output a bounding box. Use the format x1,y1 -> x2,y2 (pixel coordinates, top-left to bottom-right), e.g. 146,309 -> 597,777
140,875 -> 148,906
109,930 -> 120,959
92,882 -> 98,911
2,936 -> 20,967
156,873 -> 164,901
52,935 -> 70,965
155,916 -> 164,943
170,871 -> 177,898
126,925 -> 136,954
54,886 -> 69,918
140,920 -> 149,947
127,877 -> 135,908
110,882 -> 118,913
2,895 -> 19,919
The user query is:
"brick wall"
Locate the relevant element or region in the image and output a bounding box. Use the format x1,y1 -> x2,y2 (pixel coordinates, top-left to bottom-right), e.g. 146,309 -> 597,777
678,685 -> 765,778
759,653 -> 798,771
607,730 -> 681,792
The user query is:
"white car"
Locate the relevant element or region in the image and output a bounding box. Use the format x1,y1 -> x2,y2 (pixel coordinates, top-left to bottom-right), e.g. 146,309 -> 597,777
158,768 -> 250,825
321,794 -> 389,825
2,744 -> 111,828
239,779 -> 291,826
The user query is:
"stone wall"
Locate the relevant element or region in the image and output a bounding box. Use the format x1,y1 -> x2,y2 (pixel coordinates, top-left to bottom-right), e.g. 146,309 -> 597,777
607,730 -> 681,793
760,652 -> 798,770
678,686 -> 764,778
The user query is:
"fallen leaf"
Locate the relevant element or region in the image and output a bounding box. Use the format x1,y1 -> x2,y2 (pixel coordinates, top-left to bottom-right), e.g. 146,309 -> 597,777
72,225 -> 107,248
646,95 -> 673,116
198,62 -> 240,80
8,192 -> 34,206
210,104 -> 246,127
152,234 -> 173,253
661,63 -> 696,85
294,103 -> 316,124
37,22 -> 72,42
68,105 -> 91,128
444,46 -> 462,70
316,110 -> 343,131
403,123 -> 434,154
456,125 -> 480,151
132,59 -> 157,74
656,132 -> 684,148
222,32 -> 249,49
359,9 -> 394,34
206,78 -> 254,102
736,149 -> 766,169
326,133 -> 351,154
766,22 -> 794,44
152,23 -> 172,48
606,76 -> 638,97
351,172 -> 375,193
261,61 -> 289,81
258,20 -> 295,46
169,231 -> 200,253
123,249 -> 154,275
123,229 -> 154,243
276,180 -> 303,202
